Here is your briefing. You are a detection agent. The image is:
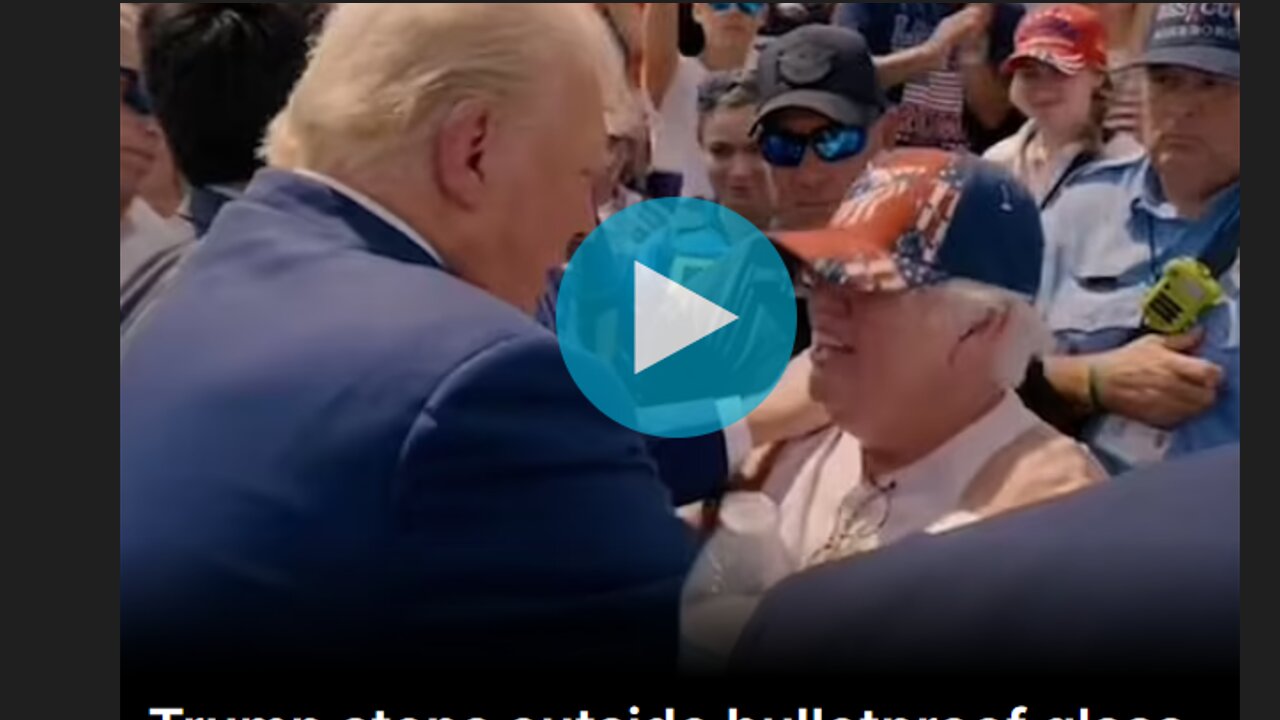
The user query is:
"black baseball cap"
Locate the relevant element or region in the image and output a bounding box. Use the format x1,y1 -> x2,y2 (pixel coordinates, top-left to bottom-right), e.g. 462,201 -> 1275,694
754,25 -> 887,130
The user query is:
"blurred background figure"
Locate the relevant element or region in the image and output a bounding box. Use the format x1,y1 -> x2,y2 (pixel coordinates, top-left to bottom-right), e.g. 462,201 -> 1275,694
1038,2 -> 1240,473
760,3 -> 835,38
985,4 -> 1142,207
137,137 -> 184,219
592,2 -> 654,220
119,3 -> 188,293
143,3 -> 319,237
1084,3 -> 1158,141
833,3 -> 1026,154
753,25 -> 892,233
697,70 -> 774,229
122,4 -> 320,340
646,3 -> 767,199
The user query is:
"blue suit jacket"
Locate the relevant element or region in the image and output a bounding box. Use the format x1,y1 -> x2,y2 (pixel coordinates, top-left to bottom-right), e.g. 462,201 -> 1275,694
733,446 -> 1240,676
121,170 -> 699,672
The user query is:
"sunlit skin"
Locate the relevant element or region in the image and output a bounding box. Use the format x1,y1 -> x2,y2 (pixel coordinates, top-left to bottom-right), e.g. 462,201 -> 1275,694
767,108 -> 885,231
1009,61 -> 1104,146
1143,65 -> 1240,219
809,281 -> 1008,476
692,2 -> 765,70
701,104 -> 774,229
120,72 -> 159,218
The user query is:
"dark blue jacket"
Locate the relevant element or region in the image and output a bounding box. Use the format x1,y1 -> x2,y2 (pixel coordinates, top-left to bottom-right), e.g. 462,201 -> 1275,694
121,170 -> 699,672
734,446 -> 1240,675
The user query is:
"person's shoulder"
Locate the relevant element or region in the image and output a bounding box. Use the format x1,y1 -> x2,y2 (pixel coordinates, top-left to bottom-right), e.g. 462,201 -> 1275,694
1072,146 -> 1147,186
964,424 -> 1108,521
1101,132 -> 1146,164
1045,149 -> 1146,217
981,126 -> 1027,167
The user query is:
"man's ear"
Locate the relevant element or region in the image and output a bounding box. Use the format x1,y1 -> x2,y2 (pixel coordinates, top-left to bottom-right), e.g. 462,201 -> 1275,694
433,99 -> 492,211
949,303 -> 1011,367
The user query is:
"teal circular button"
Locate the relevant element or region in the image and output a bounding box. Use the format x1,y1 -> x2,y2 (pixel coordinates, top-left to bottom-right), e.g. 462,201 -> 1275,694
556,198 -> 797,439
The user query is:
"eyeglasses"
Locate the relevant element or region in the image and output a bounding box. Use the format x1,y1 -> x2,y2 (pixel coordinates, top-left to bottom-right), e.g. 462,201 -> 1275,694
708,3 -> 767,18
119,67 -> 153,116
758,124 -> 869,168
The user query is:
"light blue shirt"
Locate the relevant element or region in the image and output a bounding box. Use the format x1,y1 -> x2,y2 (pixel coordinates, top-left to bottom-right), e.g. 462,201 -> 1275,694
1039,155 -> 1240,472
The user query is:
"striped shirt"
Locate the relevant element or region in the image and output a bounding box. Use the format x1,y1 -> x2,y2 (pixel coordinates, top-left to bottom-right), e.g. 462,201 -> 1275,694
1105,64 -> 1146,141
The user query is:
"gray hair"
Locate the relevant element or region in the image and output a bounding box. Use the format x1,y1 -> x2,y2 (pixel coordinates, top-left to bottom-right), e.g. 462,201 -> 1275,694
933,280 -> 1053,390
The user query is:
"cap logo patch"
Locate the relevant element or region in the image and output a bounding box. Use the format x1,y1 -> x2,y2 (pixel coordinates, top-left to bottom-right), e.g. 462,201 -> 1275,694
778,45 -> 836,86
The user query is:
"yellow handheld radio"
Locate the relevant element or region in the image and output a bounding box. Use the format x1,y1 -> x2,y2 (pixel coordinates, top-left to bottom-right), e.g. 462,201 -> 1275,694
1141,258 -> 1226,335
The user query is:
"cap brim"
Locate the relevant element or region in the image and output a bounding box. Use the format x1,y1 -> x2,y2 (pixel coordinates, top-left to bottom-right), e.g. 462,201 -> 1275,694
1138,45 -> 1240,79
1002,49 -> 1089,77
754,89 -> 883,130
771,229 -> 917,293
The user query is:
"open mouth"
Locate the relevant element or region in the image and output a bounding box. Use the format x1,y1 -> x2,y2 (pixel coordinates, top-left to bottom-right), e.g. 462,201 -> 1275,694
812,329 -> 856,362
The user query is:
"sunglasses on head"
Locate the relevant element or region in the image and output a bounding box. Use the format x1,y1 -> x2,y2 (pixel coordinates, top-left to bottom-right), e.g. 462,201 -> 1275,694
708,3 -> 767,17
119,67 -> 153,116
758,124 -> 869,168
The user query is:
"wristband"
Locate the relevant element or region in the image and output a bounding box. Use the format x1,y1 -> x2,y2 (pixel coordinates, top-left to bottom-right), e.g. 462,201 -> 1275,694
1087,364 -> 1105,414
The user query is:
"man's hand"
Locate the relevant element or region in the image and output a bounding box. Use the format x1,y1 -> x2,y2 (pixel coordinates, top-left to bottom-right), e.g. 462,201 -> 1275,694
1093,330 -> 1225,430
926,4 -> 993,68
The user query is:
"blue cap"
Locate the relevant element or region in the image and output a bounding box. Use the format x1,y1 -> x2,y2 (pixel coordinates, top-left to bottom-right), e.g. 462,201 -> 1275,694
1140,3 -> 1240,79
772,149 -> 1045,300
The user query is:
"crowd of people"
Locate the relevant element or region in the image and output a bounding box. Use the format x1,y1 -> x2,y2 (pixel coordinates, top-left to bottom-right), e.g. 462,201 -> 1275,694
120,3 -> 1241,674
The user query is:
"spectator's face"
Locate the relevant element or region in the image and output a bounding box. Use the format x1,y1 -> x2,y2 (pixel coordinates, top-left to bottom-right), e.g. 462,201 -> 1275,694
1144,65 -> 1241,198
119,67 -> 159,211
808,283 -> 955,444
486,63 -> 606,312
766,109 -> 879,231
701,105 -> 773,227
695,3 -> 765,48
1010,63 -> 1102,136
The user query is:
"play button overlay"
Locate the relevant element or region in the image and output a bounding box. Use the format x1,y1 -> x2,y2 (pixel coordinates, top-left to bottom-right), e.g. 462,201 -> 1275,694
556,198 -> 797,439
634,262 -> 739,374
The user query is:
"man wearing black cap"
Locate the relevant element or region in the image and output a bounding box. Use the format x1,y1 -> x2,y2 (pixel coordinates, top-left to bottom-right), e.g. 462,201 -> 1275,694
754,24 -> 894,232
1037,3 -> 1241,474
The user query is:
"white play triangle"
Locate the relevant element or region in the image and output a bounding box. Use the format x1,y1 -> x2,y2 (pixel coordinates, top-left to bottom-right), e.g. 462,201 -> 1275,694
634,261 -> 739,375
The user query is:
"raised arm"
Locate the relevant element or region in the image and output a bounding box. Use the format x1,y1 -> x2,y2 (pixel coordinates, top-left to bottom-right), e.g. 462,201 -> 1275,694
642,2 -> 683,108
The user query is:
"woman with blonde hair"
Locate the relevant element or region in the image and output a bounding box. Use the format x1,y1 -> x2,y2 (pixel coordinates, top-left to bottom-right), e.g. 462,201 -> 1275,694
984,4 -> 1141,208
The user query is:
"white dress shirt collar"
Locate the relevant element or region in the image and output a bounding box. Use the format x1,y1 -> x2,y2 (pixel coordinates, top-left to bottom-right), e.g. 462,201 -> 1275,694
295,169 -> 447,269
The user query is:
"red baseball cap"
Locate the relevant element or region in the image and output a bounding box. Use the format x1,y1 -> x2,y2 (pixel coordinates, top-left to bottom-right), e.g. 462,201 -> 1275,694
1003,4 -> 1108,76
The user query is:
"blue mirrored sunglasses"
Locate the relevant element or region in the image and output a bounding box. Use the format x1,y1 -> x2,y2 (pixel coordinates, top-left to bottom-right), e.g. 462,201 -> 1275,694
708,3 -> 767,18
120,67 -> 153,116
758,124 -> 869,168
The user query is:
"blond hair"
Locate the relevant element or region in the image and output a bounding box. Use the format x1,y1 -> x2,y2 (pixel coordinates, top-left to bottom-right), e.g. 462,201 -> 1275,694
265,3 -> 623,175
